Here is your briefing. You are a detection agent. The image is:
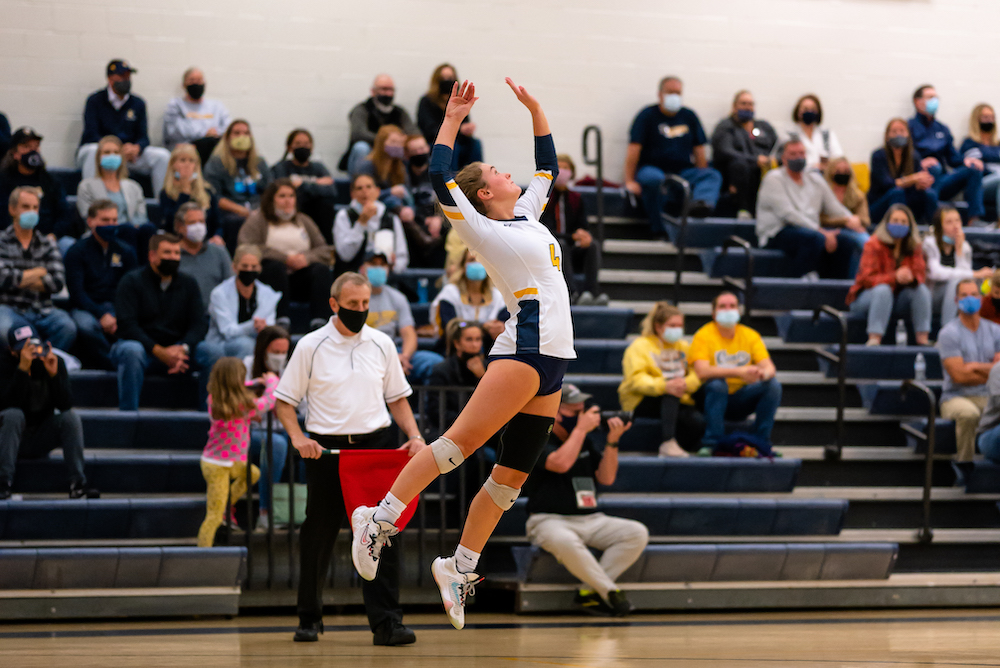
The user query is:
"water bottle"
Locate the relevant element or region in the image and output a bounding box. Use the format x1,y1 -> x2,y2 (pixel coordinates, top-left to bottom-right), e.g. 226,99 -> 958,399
914,352 -> 926,382
417,277 -> 429,304
895,319 -> 908,346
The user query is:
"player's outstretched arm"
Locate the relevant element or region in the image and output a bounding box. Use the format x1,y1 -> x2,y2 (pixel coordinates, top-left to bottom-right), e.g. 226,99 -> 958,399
506,77 -> 550,138
434,80 -> 478,150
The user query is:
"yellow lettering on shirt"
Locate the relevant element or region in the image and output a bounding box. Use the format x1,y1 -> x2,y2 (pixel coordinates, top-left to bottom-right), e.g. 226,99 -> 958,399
366,310 -> 397,330
660,124 -> 690,139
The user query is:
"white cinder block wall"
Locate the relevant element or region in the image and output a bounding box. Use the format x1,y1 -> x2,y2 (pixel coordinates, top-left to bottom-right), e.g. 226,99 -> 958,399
3,0 -> 1000,181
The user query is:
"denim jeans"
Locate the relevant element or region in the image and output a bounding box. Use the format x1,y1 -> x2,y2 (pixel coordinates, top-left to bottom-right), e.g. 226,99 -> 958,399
836,228 -> 869,278
699,377 -> 782,447
406,349 -> 444,385
849,283 -> 932,336
0,407 -> 86,486
978,425 -> 1000,463
0,306 -> 77,352
869,187 -> 938,224
197,337 -> 257,375
347,141 -> 372,176
764,225 -> 827,278
249,426 -> 289,512
110,339 -> 207,411
930,165 -> 985,219
71,308 -> 113,369
635,165 -> 723,234
931,277 -> 965,326
982,171 -> 1000,208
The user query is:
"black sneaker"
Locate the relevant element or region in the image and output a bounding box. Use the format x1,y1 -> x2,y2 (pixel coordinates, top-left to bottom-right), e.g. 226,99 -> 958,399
573,589 -> 613,616
606,589 -> 634,617
293,620 -> 323,642
69,482 -> 100,499
689,200 -> 713,218
372,622 -> 416,646
0,479 -> 11,500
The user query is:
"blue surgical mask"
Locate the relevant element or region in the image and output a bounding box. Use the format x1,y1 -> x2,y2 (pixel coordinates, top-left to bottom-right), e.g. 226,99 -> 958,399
736,109 -> 754,123
715,309 -> 741,327
886,222 -> 910,239
17,211 -> 39,230
942,235 -> 955,246
100,154 -> 122,171
663,94 -> 683,114
925,97 -> 940,115
366,266 -> 388,288
662,327 -> 684,344
958,296 -> 982,315
465,262 -> 487,281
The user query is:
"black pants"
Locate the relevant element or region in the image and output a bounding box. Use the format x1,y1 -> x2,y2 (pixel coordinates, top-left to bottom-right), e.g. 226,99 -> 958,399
219,210 -> 248,256
557,238 -> 601,297
297,193 -> 337,245
259,260 -> 333,321
634,394 -> 706,452
721,158 -> 762,213
297,430 -> 402,631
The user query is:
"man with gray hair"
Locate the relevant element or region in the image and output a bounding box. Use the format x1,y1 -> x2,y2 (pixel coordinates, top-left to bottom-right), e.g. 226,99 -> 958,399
342,74 -> 419,174
275,271 -> 424,646
162,67 -> 231,163
755,139 -> 866,279
175,201 -> 231,307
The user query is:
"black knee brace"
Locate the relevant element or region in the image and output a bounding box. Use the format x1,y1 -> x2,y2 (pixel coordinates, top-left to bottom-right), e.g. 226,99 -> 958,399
495,413 -> 556,474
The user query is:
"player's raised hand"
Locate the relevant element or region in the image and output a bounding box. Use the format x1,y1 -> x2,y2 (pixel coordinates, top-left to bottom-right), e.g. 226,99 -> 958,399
505,78 -> 540,111
445,80 -> 478,122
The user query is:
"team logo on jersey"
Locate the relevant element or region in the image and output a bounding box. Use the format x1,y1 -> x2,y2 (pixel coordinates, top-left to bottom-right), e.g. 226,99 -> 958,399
715,350 -> 751,368
126,109 -> 136,121
660,124 -> 690,139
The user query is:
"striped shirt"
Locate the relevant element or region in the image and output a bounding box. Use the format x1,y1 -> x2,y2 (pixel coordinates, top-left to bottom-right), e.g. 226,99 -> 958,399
0,227 -> 65,312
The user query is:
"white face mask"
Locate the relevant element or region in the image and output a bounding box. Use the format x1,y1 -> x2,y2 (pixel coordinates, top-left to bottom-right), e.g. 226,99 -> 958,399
185,222 -> 207,243
275,208 -> 295,221
265,353 -> 287,374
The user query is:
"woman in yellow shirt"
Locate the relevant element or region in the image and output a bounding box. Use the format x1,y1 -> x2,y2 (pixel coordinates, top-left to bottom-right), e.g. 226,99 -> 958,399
619,302 -> 705,457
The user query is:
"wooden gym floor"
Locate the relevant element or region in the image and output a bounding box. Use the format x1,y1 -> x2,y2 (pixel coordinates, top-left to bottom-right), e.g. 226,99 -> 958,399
3,608 -> 1000,667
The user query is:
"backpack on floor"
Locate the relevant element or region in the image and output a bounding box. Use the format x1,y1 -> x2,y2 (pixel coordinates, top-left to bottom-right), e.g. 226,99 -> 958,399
712,431 -> 775,459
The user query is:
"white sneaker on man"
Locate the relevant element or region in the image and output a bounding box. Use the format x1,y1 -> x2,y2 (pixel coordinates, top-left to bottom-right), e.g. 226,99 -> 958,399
658,438 -> 689,458
351,505 -> 399,581
432,556 -> 483,630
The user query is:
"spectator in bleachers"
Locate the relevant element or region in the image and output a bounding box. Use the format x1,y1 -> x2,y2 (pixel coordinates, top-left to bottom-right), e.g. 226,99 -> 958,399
175,202 -> 232,308
689,292 -> 781,450
975,363 -> 1000,465
910,85 -> 985,224
619,302 -> 704,457
245,325 -> 292,531
429,248 -> 506,340
960,104 -> 1000,217
417,64 -> 482,170
362,251 -> 442,383
342,74 -> 418,176
353,125 -> 412,211
847,204 -> 931,346
271,129 -> 338,244
540,154 -> 609,305
980,269 -> 1000,325
789,94 -> 843,170
197,357 -> 276,547
111,233 -> 209,411
333,173 -> 409,275
710,89 -> 778,217
0,323 -> 92,500
0,187 -> 75,351
823,157 -> 870,228
522,383 -> 642,617
160,144 -> 223,247
64,200 -> 137,369
0,127 -> 68,238
0,113 -> 10,158
76,135 -> 149,227
427,320 -> 488,432
204,243 -> 279,365
204,120 -> 271,252
938,278 -> 1000,470
924,205 -> 992,325
402,134 -> 448,269
869,118 -> 939,224
624,76 -> 722,233
77,60 -> 170,192
162,67 -> 230,162
237,179 -> 333,331
756,139 -> 865,279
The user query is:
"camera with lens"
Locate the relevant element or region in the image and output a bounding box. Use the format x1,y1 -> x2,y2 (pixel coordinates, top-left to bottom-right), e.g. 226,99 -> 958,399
600,410 -> 633,429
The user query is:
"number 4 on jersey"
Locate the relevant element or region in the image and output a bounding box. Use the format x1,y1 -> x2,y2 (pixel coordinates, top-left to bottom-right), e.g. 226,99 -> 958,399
549,243 -> 560,270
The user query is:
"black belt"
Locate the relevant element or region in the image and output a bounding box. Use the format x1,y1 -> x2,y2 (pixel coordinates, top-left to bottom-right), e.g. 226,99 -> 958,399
313,428 -> 389,447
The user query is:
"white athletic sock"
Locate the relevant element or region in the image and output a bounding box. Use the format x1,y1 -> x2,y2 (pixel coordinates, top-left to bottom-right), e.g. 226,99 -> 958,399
454,544 -> 481,574
372,492 -> 406,525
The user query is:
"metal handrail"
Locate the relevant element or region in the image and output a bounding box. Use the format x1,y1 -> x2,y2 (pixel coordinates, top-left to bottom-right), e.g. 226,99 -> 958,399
582,125 -> 605,244
812,306 -> 848,461
900,380 -> 937,544
662,175 -> 692,305
720,235 -> 754,320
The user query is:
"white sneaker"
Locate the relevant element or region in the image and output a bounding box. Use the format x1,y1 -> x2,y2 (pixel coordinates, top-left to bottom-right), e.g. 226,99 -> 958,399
592,293 -> 610,306
658,439 -> 689,458
577,291 -> 595,306
432,556 -> 483,630
351,505 -> 399,581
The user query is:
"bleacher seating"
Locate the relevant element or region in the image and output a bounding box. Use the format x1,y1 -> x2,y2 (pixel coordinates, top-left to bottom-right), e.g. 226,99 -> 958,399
0,498 -> 204,540
902,418 -> 957,455
79,410 -> 209,450
858,381 -> 942,415
13,453 -> 205,493
699,248 -> 792,279
817,345 -> 942,380
607,457 -> 800,493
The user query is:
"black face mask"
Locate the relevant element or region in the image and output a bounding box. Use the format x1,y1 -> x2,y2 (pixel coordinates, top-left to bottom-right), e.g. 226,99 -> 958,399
336,306 -> 368,334
292,147 -> 311,163
832,172 -> 851,186
19,150 -> 43,170
800,110 -> 820,125
111,79 -> 131,97
981,122 -> 996,134
439,79 -> 457,96
375,94 -> 394,107
238,270 -> 260,286
992,297 -> 1000,313
409,153 -> 429,168
157,258 -> 180,277
560,414 -> 579,435
186,83 -> 205,100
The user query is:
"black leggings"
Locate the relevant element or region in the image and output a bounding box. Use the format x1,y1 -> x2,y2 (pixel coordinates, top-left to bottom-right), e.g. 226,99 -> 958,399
634,394 -> 706,452
259,259 -> 334,321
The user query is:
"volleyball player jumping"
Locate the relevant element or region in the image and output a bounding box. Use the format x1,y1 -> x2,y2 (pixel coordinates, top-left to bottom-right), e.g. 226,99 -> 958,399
351,78 -> 576,629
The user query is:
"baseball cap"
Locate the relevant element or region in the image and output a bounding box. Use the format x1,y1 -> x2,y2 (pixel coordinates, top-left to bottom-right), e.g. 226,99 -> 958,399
560,383 -> 592,405
7,322 -> 38,351
11,127 -> 43,146
364,250 -> 389,263
106,59 -> 137,76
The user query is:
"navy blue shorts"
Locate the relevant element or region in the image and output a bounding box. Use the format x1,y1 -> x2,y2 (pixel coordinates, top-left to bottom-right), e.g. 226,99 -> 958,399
488,354 -> 570,396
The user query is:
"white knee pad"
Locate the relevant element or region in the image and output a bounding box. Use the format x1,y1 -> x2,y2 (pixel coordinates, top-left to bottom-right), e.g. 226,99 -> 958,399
431,436 -> 465,474
483,475 -> 521,511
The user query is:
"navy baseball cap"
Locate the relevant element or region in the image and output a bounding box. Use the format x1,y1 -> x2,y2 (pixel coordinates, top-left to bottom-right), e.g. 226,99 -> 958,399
11,127 -> 42,145
364,250 -> 389,263
7,322 -> 38,351
107,59 -> 136,76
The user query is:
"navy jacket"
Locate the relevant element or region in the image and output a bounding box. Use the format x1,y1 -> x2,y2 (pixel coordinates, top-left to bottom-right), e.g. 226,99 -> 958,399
869,147 -> 924,203
959,137 -> 1000,166
80,89 -> 151,151
159,190 -> 221,240
908,114 -> 962,168
64,234 -> 138,319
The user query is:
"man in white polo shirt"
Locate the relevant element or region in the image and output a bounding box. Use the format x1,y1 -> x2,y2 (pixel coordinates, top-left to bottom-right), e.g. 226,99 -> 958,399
274,271 -> 425,647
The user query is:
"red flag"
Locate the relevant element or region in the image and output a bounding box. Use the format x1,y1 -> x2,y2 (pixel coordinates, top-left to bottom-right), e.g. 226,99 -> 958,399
338,449 -> 419,530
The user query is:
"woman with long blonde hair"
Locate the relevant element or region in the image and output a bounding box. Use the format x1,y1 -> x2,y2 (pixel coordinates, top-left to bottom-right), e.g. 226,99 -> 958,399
429,248 -> 505,339
417,63 -> 483,169
76,135 -> 148,225
203,119 -> 272,251
961,103 -> 1000,218
160,143 -> 222,245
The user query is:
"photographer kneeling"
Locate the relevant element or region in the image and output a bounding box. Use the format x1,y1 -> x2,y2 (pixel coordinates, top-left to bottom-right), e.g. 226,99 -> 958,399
522,384 -> 647,617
